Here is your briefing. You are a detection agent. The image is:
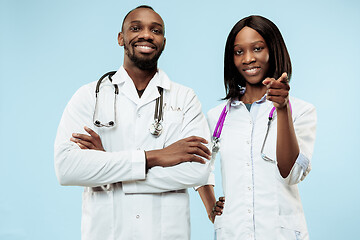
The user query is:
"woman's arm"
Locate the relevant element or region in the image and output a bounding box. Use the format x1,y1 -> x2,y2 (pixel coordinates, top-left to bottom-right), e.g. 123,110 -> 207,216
263,72 -> 299,178
197,185 -> 226,223
275,105 -> 299,178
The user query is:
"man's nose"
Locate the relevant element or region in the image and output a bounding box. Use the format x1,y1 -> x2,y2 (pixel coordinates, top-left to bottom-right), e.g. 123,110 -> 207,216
138,28 -> 154,41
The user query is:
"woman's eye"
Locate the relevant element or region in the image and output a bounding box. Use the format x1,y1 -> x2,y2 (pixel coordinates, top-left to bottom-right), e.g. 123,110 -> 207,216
254,47 -> 263,52
234,50 -> 243,55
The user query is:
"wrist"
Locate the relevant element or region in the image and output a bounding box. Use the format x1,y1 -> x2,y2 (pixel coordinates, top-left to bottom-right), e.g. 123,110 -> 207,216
145,150 -> 160,170
206,199 -> 216,216
276,102 -> 291,114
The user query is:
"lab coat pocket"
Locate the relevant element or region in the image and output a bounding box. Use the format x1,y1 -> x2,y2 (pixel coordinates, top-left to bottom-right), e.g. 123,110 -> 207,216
277,215 -> 308,240
162,111 -> 184,147
164,111 -> 184,123
214,215 -> 229,240
82,189 -> 114,240
161,190 -> 189,240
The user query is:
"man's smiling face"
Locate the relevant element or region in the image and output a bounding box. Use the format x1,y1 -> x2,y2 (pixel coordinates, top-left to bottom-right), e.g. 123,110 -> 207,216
118,8 -> 166,70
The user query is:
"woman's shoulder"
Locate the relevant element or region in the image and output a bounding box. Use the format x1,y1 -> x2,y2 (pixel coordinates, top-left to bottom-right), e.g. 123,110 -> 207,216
207,101 -> 228,122
290,96 -> 315,108
289,96 -> 316,118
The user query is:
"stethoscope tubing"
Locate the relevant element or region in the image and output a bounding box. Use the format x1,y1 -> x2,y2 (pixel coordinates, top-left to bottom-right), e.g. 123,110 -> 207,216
93,71 -> 164,137
212,100 -> 292,163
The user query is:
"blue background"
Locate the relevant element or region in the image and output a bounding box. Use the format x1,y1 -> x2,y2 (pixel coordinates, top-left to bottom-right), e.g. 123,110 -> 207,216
1,0 -> 359,239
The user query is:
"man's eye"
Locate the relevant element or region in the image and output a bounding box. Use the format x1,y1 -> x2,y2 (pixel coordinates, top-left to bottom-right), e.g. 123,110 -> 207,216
130,26 -> 140,31
152,29 -> 162,34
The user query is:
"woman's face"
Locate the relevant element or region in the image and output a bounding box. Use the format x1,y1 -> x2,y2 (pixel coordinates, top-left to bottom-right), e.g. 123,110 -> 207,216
233,26 -> 270,85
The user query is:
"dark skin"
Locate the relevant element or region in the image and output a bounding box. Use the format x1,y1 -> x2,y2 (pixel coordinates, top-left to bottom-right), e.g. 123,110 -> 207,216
200,73 -> 295,221
71,127 -> 210,170
263,72 -> 299,178
198,27 -> 299,222
71,8 -> 211,170
197,185 -> 224,223
118,8 -> 166,90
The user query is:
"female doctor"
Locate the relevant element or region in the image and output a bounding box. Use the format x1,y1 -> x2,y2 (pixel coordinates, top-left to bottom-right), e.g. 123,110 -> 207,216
198,15 -> 317,239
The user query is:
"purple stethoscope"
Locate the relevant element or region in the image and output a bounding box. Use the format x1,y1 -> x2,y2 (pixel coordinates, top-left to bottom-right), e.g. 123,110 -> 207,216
211,101 -> 292,163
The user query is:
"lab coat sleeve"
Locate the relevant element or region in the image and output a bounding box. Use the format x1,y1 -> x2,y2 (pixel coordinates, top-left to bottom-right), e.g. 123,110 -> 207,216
122,89 -> 212,193
193,107 -> 221,191
280,101 -> 317,185
54,84 -> 146,187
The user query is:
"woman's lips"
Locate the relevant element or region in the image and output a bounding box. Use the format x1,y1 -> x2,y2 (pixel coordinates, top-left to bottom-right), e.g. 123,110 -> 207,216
243,67 -> 260,76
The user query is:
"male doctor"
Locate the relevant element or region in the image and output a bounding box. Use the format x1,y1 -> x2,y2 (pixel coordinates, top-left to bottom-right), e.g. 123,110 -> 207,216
54,5 -> 212,240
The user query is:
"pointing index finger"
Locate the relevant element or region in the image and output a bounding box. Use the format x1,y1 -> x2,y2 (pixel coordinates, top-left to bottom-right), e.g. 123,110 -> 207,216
278,72 -> 288,83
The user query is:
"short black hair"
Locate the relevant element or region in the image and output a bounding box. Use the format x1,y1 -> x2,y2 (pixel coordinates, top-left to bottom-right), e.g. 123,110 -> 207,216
224,15 -> 292,100
121,5 -> 156,32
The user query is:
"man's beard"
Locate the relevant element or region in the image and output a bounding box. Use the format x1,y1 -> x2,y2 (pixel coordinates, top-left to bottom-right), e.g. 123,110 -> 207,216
124,43 -> 164,70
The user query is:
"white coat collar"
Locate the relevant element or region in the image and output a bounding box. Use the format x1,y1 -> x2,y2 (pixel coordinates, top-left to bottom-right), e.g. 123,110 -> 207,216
111,66 -> 171,90
110,66 -> 171,106
230,93 -> 267,107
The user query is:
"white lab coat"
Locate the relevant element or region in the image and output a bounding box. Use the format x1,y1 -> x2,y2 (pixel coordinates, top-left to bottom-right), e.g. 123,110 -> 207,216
208,96 -> 316,240
54,66 -> 212,240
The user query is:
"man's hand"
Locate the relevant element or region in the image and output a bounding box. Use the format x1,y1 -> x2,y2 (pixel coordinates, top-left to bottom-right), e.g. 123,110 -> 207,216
145,136 -> 211,169
210,196 -> 225,223
263,72 -> 290,109
70,126 -> 105,151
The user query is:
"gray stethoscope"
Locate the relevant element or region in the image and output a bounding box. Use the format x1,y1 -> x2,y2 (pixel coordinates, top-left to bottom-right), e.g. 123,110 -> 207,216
92,71 -> 164,137
212,100 -> 292,163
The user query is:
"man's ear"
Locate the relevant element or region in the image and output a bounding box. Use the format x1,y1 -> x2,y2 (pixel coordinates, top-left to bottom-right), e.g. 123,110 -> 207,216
163,37 -> 166,50
118,32 -> 124,46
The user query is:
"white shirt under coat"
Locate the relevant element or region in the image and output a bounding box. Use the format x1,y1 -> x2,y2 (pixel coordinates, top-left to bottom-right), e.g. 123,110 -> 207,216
208,95 -> 316,240
54,66 -> 212,240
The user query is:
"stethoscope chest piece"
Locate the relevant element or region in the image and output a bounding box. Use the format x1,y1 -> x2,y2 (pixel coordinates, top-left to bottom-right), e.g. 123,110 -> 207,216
149,120 -> 163,137
94,71 -> 165,136
149,87 -> 164,137
212,137 -> 220,153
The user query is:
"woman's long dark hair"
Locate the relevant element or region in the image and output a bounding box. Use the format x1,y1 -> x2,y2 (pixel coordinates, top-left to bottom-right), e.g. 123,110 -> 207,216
224,15 -> 292,100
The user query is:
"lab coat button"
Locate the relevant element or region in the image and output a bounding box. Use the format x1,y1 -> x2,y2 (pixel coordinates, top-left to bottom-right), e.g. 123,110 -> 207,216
248,209 -> 251,213
136,215 -> 140,219
248,187 -> 251,191
137,114 -> 141,118
246,140 -> 250,144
